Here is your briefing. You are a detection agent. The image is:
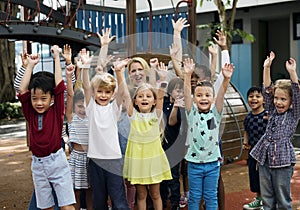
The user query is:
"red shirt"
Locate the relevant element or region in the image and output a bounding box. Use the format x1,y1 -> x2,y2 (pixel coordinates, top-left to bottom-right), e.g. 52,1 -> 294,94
18,81 -> 66,157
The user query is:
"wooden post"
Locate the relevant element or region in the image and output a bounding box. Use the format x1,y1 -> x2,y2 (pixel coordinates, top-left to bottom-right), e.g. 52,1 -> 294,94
126,0 -> 136,56
188,0 -> 196,45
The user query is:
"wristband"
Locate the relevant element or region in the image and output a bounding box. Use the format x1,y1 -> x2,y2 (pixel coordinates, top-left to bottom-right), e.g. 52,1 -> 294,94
160,81 -> 168,88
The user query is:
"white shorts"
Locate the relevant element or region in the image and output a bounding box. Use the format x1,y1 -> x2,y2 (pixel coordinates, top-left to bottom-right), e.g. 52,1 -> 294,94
31,148 -> 76,209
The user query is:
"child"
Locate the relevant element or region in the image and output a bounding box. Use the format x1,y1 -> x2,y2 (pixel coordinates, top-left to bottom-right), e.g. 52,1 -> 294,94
122,63 -> 172,210
17,45 -> 76,210
160,77 -> 185,210
250,52 -> 300,210
65,56 -> 92,210
81,49 -> 130,210
242,86 -> 268,210
183,57 -> 234,210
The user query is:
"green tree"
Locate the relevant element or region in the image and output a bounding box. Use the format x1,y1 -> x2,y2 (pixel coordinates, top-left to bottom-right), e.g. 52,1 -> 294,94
0,2 -> 18,103
198,0 -> 255,52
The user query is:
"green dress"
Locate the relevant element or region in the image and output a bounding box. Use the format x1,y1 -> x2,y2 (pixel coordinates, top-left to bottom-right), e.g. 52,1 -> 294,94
123,109 -> 172,184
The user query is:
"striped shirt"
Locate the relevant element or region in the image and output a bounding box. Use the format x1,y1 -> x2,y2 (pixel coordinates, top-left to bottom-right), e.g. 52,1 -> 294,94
68,114 -> 89,145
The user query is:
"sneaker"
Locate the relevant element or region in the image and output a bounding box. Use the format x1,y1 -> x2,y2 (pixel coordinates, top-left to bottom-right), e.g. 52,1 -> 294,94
243,196 -> 263,210
179,196 -> 188,208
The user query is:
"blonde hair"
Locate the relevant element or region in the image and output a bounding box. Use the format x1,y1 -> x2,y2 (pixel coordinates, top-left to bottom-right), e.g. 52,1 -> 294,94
127,57 -> 150,75
274,79 -> 292,97
90,73 -> 116,92
132,83 -> 157,112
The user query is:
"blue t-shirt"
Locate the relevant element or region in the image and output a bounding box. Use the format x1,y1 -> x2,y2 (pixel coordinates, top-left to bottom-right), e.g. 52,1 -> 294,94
185,104 -> 222,163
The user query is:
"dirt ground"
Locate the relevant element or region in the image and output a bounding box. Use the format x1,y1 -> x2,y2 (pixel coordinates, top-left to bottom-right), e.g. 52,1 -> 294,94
1,119 -> 300,210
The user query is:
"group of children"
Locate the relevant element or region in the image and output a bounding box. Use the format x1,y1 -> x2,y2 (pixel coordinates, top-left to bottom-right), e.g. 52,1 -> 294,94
14,16 -> 300,210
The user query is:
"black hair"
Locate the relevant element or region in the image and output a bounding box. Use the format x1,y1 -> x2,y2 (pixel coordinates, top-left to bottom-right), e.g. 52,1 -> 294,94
194,63 -> 211,80
167,77 -> 184,95
28,71 -> 55,96
247,86 -> 262,98
195,80 -> 215,95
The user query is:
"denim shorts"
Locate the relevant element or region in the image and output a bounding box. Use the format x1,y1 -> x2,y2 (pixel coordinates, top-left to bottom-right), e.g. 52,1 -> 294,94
31,148 -> 76,209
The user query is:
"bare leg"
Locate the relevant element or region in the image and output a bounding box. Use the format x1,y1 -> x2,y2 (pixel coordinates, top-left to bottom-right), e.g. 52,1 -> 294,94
136,184 -> 148,210
149,183 -> 162,210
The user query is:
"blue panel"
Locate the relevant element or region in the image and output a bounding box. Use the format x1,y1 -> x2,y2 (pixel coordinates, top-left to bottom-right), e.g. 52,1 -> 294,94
152,16 -> 160,50
77,10 -> 83,29
231,43 -> 252,100
117,14 -> 123,39
104,13 -> 109,29
98,11 -> 103,31
91,11 -> 97,33
136,18 -> 143,51
111,13 -> 116,36
84,11 -> 90,31
142,18 -> 149,51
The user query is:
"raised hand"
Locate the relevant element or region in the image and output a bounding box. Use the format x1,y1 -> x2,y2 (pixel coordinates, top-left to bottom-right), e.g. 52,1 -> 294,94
286,58 -> 297,74
113,58 -> 131,72
183,58 -> 195,75
213,30 -> 227,50
51,45 -> 61,59
149,58 -> 159,69
156,61 -> 168,81
96,55 -> 115,73
61,44 -> 72,63
97,28 -> 116,46
172,17 -> 190,33
20,50 -> 29,68
27,54 -> 40,67
208,44 -> 218,56
66,64 -> 75,75
79,48 -> 92,65
222,63 -> 234,79
174,96 -> 185,108
263,51 -> 275,68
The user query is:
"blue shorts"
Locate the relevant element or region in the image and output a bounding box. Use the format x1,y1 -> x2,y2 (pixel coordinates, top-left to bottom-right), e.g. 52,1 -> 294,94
31,148 -> 76,209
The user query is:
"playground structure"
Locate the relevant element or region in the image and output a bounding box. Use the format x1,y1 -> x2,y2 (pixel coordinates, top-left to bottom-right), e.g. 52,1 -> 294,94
0,0 -> 249,164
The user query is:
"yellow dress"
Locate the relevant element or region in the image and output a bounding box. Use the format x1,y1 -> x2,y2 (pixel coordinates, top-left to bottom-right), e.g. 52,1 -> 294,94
123,109 -> 172,185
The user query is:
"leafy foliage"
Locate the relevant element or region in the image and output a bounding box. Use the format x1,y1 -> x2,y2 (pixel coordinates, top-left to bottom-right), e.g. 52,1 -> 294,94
0,102 -> 23,120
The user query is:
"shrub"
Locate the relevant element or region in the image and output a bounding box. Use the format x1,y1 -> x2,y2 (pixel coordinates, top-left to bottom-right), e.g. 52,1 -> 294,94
0,102 -> 23,120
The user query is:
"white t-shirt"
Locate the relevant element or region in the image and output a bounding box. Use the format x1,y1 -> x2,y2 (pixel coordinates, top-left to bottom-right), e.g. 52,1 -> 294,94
86,98 -> 122,159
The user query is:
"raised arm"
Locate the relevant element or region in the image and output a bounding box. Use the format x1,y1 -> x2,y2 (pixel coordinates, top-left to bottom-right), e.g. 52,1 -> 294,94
80,49 -> 93,106
113,58 -> 131,107
14,50 -> 28,92
51,45 -> 63,85
213,30 -> 230,94
263,51 -> 275,87
65,64 -> 76,123
170,43 -> 183,79
96,28 -> 115,73
155,61 -> 168,113
215,63 -> 234,114
183,58 -> 195,113
285,58 -> 298,83
208,44 -> 217,83
172,17 -> 190,64
19,54 -> 40,94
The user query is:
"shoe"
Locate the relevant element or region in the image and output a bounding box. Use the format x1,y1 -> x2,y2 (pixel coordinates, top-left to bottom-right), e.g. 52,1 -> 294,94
243,196 -> 263,210
179,196 -> 188,208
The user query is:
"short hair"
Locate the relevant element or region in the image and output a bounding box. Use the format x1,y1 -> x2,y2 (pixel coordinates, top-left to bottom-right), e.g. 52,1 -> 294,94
194,63 -> 211,80
28,71 -> 55,96
132,83 -> 157,112
194,80 -> 214,96
90,72 -> 116,92
247,86 -> 262,97
274,79 -> 292,97
167,77 -> 184,95
73,89 -> 85,109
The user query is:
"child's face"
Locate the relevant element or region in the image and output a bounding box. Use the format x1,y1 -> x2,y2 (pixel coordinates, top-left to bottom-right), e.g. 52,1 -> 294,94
94,86 -> 114,106
74,99 -> 86,118
30,88 -> 53,114
191,72 -> 199,91
247,91 -> 264,111
134,89 -> 156,113
274,88 -> 291,114
193,86 -> 214,112
128,62 -> 146,87
170,86 -> 184,102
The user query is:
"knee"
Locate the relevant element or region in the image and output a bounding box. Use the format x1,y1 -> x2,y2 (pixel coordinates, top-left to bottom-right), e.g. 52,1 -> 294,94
149,189 -> 160,200
137,190 -> 147,201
